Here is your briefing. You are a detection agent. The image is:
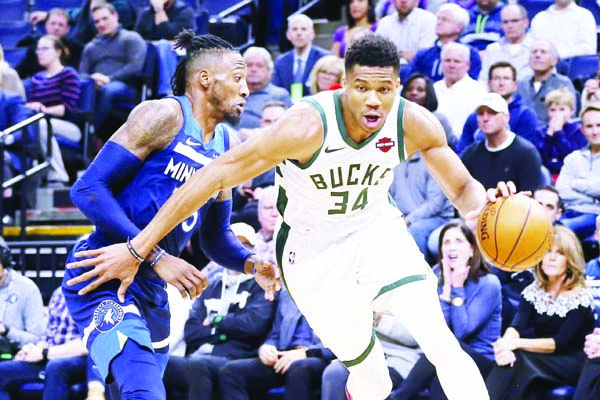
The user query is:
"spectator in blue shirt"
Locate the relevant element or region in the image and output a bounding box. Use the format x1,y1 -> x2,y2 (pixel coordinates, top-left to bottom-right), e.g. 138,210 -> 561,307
461,0 -> 503,51
219,288 -> 335,400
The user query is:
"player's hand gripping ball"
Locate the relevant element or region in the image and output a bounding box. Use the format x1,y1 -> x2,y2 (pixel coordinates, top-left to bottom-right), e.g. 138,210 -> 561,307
476,194 -> 553,272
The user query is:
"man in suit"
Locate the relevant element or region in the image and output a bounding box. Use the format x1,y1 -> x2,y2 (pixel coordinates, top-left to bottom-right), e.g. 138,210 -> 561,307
272,14 -> 330,101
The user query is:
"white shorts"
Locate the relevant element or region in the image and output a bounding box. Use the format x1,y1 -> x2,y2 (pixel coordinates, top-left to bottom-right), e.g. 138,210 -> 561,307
275,211 -> 435,364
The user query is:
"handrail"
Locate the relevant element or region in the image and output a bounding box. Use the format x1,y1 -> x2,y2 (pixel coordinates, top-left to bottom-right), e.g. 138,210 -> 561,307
213,0 -> 257,50
0,113 -> 53,238
217,0 -> 254,18
293,0 -> 321,16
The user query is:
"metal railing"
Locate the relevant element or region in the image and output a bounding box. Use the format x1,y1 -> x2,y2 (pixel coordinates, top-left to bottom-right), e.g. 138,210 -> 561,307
0,113 -> 53,237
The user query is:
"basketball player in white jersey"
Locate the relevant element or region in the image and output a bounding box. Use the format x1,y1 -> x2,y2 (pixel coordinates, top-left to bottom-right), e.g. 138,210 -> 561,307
67,34 -> 514,399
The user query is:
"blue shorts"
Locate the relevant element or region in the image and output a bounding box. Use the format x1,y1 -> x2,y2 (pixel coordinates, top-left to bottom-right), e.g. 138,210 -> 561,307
62,239 -> 170,382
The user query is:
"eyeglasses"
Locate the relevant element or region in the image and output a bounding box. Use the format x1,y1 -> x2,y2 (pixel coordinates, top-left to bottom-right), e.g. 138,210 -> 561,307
35,46 -> 54,52
319,71 -> 339,78
490,76 -> 514,82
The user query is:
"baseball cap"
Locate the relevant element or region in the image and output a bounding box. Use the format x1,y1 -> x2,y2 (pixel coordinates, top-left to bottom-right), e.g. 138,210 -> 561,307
476,93 -> 509,114
231,223 -> 256,246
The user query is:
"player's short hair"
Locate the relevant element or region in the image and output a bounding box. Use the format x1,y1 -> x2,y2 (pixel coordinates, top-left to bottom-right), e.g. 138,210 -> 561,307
344,34 -> 400,75
171,31 -> 238,96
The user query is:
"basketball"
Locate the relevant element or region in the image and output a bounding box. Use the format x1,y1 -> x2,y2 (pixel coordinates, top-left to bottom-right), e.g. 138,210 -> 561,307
476,194 -> 554,272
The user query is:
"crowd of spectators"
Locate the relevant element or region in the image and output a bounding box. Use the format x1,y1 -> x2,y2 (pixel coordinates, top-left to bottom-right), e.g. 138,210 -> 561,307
0,0 -> 600,398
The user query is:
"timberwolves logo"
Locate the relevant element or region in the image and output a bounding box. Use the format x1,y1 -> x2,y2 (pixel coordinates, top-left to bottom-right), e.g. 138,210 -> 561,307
93,300 -> 124,333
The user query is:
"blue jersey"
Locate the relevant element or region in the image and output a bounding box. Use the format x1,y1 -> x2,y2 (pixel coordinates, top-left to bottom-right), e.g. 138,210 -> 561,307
62,96 -> 233,381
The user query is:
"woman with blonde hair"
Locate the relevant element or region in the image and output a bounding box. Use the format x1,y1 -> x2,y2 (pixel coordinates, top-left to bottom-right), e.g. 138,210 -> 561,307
307,55 -> 344,95
0,44 -> 25,99
486,225 -> 596,399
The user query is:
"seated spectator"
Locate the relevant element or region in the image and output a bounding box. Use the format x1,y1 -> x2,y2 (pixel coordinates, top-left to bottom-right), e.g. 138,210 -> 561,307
486,226 -> 596,399
391,221 -> 501,399
530,0 -> 596,59
401,73 -> 455,146
433,42 -> 486,136
0,237 -> 45,354
30,0 -> 137,46
162,223 -> 277,400
16,8 -> 83,80
321,316 -> 421,399
529,88 -> 587,178
375,0 -> 436,63
307,55 -> 344,96
555,103 -> 600,240
389,151 -> 454,262
534,185 -> 565,225
134,0 -> 196,97
218,287 -> 335,400
79,2 -> 146,142
0,285 -> 88,399
573,322 -> 600,400
27,35 -> 81,185
461,0 -> 503,51
478,3 -> 532,84
584,216 -> 600,279
582,64 -> 600,110
331,0 -> 377,58
238,47 -> 291,130
461,93 -> 542,193
272,14 -> 329,101
405,3 -> 481,82
0,45 -> 25,99
458,61 -> 538,154
516,38 -> 577,124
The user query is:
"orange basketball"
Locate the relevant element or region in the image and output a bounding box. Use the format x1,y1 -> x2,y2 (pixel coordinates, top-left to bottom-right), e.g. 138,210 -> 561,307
476,194 -> 554,272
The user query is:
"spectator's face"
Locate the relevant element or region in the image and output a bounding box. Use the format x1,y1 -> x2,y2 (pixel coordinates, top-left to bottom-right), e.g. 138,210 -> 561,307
555,0 -> 573,8
477,0 -> 499,12
286,19 -> 314,50
403,77 -> 427,107
530,41 -> 557,73
488,66 -> 517,98
476,106 -> 509,135
440,227 -> 473,271
349,0 -> 369,21
258,192 -> 279,237
547,103 -> 574,123
394,0 -> 418,16
260,105 -> 286,127
541,245 -> 568,280
244,54 -> 270,90
582,109 -> 600,149
45,14 -> 69,37
441,48 -> 469,84
92,7 -> 119,36
435,10 -> 463,37
500,5 -> 528,42
36,37 -> 60,68
533,189 -> 563,223
316,66 -> 341,92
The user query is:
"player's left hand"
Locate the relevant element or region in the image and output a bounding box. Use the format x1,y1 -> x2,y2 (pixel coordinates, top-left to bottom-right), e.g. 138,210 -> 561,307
153,253 -> 207,300
66,243 -> 141,302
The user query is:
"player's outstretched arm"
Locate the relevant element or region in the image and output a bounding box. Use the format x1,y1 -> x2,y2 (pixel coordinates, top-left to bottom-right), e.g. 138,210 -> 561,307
68,102 -> 324,300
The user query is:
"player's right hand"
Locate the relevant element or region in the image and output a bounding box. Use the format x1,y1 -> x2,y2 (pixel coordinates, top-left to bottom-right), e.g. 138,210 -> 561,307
153,253 -> 207,300
66,243 -> 141,303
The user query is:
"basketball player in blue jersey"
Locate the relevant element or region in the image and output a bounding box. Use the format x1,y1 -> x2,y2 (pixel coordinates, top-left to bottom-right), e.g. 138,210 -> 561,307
61,32 -> 279,399
68,35 -> 516,399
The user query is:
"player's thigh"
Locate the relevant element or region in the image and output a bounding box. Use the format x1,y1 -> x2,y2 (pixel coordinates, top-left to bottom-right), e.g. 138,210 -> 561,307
279,233 -> 373,359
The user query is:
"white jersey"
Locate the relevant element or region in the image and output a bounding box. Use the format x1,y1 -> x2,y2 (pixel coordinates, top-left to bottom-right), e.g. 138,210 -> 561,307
277,90 -> 407,235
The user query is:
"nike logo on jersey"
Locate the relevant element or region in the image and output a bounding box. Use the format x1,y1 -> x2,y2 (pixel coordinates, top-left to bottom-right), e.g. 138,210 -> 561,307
185,137 -> 203,147
324,146 -> 344,153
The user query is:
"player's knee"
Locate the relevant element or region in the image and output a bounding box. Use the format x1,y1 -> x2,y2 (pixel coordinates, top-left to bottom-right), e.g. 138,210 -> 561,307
111,341 -> 166,399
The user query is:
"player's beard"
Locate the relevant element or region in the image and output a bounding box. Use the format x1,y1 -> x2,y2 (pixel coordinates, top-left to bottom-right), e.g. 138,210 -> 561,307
224,108 -> 241,125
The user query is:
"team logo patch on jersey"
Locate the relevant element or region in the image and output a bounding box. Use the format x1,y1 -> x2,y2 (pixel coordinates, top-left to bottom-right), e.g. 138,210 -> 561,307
375,137 -> 395,153
93,300 -> 124,333
288,251 -> 296,264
